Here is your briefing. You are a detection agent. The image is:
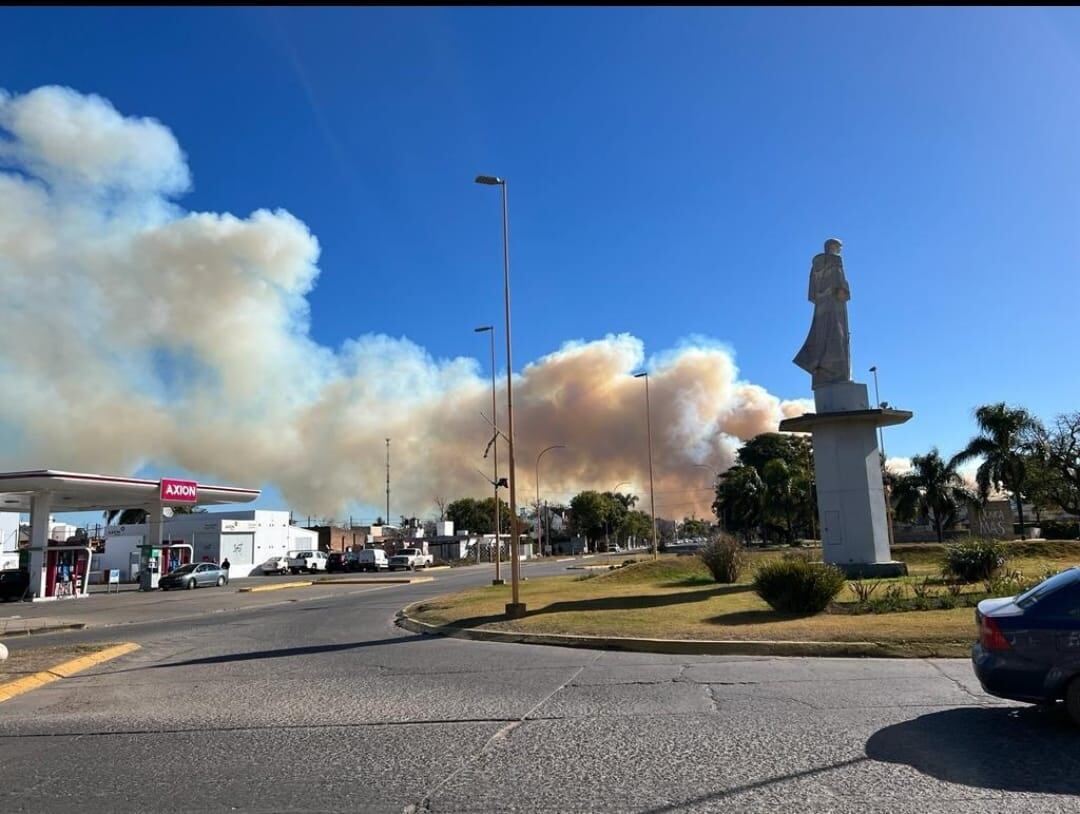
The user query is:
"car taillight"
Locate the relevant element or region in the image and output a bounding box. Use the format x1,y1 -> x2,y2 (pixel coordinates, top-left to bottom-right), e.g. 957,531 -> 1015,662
979,616 -> 1011,651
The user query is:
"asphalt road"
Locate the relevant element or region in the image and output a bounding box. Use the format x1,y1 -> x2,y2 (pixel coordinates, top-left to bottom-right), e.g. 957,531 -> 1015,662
1,559 -> 1078,813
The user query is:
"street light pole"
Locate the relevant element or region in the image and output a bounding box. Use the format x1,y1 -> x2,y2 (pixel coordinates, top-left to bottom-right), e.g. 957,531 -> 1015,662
634,372 -> 658,561
536,445 -> 566,558
475,325 -> 502,583
476,174 -> 525,617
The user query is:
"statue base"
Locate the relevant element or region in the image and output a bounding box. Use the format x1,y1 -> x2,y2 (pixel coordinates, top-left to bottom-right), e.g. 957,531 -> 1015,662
780,381 -> 913,574
831,560 -> 909,579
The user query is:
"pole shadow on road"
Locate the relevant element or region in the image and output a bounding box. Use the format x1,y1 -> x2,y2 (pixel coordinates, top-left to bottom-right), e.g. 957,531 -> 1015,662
442,585 -> 745,630
865,706 -> 1080,795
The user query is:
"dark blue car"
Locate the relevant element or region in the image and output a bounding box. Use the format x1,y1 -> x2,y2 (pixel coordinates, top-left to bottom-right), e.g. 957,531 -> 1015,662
972,566 -> 1080,724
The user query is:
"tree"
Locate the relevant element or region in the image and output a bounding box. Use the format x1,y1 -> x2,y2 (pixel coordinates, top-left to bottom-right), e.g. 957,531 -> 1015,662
892,448 -> 975,543
434,497 -> 448,521
620,510 -> 653,546
679,516 -> 710,539
1029,412 -> 1080,516
738,433 -> 812,475
951,403 -> 1041,539
761,458 -> 797,545
569,491 -> 609,546
712,465 -> 766,545
105,508 -> 148,526
446,497 -> 511,535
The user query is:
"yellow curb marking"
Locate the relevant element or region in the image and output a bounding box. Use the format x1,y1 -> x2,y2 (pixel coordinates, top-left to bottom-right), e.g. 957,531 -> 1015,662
237,581 -> 314,593
0,642 -> 141,704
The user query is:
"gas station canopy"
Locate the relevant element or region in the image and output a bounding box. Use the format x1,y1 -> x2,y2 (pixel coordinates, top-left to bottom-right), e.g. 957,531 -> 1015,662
0,469 -> 260,513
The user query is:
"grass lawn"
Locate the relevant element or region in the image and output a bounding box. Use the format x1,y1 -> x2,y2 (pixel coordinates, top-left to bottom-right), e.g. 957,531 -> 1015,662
0,643 -> 105,681
409,540 -> 1080,658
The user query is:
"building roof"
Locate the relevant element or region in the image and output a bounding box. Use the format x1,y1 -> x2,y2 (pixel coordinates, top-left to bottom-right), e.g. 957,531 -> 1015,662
0,470 -> 260,513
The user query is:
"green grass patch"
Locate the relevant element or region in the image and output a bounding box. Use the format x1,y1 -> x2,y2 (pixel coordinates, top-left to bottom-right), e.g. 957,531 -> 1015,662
409,542 -> 1080,658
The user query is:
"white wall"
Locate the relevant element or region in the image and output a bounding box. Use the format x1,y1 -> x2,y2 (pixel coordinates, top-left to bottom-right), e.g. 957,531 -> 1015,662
99,510 -> 318,579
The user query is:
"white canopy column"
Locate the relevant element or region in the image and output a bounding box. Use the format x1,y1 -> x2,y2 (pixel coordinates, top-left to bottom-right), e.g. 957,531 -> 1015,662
27,492 -> 53,598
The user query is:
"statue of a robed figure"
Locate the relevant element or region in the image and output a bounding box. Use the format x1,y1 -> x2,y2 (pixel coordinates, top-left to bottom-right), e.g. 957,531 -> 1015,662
793,238 -> 851,388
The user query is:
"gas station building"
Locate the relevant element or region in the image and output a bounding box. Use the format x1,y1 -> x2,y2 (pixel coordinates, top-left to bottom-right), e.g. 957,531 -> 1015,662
0,470 -> 260,600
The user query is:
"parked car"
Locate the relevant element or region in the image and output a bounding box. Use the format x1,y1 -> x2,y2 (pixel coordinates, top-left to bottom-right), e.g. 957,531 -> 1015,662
0,568 -> 29,601
972,566 -> 1080,724
355,548 -> 389,572
388,547 -> 434,571
288,551 -> 328,574
160,562 -> 227,590
260,555 -> 290,576
325,552 -> 357,573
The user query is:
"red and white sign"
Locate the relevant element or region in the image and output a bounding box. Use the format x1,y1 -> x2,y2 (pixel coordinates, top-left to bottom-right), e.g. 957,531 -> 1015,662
160,478 -> 198,504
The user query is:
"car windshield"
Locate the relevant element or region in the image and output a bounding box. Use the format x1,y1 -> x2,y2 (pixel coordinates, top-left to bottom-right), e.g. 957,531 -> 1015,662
170,564 -> 197,575
1015,567 -> 1080,609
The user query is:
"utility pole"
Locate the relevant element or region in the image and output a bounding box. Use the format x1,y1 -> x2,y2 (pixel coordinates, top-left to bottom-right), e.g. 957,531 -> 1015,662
385,438 -> 391,528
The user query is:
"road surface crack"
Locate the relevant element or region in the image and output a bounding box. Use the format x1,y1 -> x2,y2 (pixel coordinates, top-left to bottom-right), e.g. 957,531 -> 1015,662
404,652 -> 603,812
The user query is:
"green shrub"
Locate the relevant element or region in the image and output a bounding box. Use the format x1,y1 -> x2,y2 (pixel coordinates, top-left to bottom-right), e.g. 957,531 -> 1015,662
698,534 -> 747,583
753,557 -> 845,614
941,539 -> 1006,583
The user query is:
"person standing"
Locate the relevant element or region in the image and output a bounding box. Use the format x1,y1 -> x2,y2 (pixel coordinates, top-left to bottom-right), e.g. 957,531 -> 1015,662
221,558 -> 231,584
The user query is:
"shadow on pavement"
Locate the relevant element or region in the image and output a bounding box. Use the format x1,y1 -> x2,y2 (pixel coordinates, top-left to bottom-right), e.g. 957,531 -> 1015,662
443,585 -> 739,629
865,706 -> 1080,795
150,635 -> 423,668
637,756 -> 870,813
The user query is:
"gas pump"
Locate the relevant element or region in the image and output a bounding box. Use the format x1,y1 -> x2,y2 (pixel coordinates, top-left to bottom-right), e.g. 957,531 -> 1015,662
138,546 -> 160,591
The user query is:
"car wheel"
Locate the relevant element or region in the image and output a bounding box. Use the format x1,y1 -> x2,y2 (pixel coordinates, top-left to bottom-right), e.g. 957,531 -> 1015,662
1066,677 -> 1080,726
216,576 -> 225,587
187,578 -> 196,590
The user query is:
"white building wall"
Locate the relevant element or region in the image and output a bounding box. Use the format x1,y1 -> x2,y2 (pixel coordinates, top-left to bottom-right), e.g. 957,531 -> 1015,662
99,510 -> 318,579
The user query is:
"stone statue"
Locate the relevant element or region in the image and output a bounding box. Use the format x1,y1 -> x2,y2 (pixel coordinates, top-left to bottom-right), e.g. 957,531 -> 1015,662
794,238 -> 851,388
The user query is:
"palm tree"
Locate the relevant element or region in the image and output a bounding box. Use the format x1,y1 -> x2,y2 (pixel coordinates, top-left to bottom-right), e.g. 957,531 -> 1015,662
712,465 -> 766,545
762,458 -> 796,545
892,449 -> 975,543
951,403 -> 1041,540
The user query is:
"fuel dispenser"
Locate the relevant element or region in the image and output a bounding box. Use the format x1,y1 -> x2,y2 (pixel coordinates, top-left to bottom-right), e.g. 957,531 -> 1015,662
138,545 -> 160,591
43,543 -> 90,599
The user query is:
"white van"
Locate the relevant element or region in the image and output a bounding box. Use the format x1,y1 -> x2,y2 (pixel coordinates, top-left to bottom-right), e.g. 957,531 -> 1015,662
355,548 -> 388,572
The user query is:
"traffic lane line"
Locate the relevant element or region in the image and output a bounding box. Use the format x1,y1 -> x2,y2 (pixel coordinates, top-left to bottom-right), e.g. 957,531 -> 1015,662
237,581 -> 313,593
0,642 -> 140,703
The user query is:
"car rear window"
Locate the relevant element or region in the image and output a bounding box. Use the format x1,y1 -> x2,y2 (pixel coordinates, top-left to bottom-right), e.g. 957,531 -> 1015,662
1016,568 -> 1080,609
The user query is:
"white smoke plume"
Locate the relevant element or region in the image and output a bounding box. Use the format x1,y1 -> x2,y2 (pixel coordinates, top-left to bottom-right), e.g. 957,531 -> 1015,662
0,86 -> 811,519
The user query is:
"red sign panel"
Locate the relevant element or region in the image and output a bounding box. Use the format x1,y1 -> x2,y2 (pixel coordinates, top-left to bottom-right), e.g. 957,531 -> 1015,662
160,478 -> 198,504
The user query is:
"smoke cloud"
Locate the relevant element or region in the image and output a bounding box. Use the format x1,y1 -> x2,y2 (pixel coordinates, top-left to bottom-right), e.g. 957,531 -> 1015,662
0,86 -> 810,520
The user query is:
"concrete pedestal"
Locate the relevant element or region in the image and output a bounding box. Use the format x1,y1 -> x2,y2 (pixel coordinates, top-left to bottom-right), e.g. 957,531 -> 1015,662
779,382 -> 913,578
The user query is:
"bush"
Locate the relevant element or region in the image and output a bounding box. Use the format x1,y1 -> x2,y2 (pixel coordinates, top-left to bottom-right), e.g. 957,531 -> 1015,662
753,557 -> 846,614
941,539 -> 1006,582
698,534 -> 747,583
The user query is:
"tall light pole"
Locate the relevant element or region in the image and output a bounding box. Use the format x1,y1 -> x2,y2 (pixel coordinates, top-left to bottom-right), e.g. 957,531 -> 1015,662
869,365 -> 895,549
535,445 -> 566,557
476,174 -> 525,618
633,371 -> 658,560
385,438 -> 391,526
475,325 -> 503,584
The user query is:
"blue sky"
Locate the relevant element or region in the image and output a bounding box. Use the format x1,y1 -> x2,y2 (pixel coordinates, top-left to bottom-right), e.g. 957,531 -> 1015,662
3,7 -> 1079,520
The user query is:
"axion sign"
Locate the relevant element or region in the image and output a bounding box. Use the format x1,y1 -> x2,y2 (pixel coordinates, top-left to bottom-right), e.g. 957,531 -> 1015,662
160,478 -> 198,504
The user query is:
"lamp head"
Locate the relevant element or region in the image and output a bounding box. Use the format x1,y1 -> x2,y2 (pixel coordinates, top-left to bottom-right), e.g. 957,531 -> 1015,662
633,372 -> 647,379
474,175 -> 504,186
474,325 -> 493,333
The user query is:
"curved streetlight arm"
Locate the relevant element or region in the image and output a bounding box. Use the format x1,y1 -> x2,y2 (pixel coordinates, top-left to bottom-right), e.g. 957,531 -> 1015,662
536,445 -> 567,556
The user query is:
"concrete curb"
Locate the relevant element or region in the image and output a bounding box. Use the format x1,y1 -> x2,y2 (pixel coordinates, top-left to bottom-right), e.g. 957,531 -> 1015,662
0,642 -> 140,704
0,622 -> 87,639
395,603 -> 957,659
314,577 -> 434,586
237,581 -> 313,593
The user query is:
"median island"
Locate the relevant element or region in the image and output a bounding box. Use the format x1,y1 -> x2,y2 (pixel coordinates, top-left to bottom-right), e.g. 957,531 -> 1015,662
406,541 -> 1080,658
